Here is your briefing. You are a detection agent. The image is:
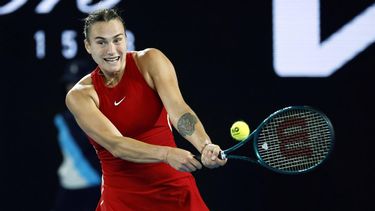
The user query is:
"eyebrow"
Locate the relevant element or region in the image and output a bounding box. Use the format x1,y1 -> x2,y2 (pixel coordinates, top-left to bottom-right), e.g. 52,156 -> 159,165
94,33 -> 124,40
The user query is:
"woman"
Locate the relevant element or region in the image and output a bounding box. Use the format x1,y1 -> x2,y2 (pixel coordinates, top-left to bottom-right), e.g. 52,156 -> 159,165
66,8 -> 226,211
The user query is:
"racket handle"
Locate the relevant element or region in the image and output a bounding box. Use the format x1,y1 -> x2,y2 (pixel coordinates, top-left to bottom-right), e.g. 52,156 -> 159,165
219,151 -> 226,159
194,151 -> 225,162
194,154 -> 202,162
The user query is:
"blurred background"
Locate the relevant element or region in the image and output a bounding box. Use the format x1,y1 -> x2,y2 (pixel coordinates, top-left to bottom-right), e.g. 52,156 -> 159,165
1,0 -> 374,210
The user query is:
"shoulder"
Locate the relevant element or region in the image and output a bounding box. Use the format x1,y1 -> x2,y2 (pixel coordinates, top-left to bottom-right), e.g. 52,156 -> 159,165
66,74 -> 99,109
134,48 -> 171,66
133,48 -> 174,76
67,74 -> 93,96
134,48 -> 164,59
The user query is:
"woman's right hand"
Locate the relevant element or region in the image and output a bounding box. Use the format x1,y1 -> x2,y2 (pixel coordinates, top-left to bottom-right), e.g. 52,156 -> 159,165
164,147 -> 202,172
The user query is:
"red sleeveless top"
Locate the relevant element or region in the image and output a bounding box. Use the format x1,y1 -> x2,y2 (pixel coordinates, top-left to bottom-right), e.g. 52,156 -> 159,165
90,53 -> 176,158
89,52 -> 208,211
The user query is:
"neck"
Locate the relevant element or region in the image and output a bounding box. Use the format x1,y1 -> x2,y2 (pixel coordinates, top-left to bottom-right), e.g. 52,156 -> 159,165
99,69 -> 124,87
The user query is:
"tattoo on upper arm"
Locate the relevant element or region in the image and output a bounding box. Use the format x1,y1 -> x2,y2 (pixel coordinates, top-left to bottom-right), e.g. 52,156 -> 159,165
177,113 -> 197,137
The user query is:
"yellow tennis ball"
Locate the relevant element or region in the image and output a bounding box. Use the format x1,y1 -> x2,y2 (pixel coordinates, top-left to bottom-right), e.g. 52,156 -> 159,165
230,121 -> 250,141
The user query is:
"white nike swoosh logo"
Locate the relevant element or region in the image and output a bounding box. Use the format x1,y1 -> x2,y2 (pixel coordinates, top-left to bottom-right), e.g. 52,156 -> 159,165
114,96 -> 126,106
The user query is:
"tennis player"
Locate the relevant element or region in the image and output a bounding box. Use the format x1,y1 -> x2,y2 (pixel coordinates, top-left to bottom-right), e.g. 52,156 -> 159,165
65,8 -> 227,211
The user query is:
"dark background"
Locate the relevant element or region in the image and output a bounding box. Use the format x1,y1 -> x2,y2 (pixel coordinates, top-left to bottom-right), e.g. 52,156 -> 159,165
1,1 -> 374,210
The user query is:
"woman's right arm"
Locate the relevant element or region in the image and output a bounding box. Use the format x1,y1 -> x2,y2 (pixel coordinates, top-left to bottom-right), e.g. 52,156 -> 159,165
65,80 -> 201,172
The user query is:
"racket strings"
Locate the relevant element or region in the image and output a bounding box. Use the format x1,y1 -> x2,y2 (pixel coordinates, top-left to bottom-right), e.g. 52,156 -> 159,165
256,109 -> 333,173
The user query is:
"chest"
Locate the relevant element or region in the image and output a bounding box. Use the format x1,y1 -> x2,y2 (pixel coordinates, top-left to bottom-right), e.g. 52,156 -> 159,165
98,72 -> 163,137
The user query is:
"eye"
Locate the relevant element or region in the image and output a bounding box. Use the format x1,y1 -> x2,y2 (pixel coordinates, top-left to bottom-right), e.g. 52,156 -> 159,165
96,40 -> 106,46
114,38 -> 122,44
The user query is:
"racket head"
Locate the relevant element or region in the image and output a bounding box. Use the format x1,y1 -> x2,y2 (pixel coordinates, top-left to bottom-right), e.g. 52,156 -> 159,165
253,106 -> 334,174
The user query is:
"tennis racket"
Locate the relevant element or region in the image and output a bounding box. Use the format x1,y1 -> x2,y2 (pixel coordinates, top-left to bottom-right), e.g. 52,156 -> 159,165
205,106 -> 334,174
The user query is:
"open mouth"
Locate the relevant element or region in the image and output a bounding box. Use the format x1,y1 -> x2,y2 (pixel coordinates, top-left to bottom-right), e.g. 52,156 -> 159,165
104,56 -> 120,63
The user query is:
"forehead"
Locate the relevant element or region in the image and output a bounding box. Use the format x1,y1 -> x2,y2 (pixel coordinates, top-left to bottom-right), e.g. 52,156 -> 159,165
88,19 -> 125,39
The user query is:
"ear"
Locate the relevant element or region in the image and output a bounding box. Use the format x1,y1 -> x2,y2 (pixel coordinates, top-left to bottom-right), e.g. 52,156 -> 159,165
84,39 -> 91,54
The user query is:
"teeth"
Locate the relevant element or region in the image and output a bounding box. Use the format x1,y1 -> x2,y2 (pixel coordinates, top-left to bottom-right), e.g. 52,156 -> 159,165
104,57 -> 120,62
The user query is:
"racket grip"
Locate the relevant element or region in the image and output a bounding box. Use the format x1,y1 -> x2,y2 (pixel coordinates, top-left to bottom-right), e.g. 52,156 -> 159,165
194,151 -> 225,162
194,154 -> 202,162
219,151 -> 225,159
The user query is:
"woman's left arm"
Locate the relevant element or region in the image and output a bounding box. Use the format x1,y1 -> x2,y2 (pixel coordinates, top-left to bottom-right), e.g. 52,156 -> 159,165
135,48 -> 227,168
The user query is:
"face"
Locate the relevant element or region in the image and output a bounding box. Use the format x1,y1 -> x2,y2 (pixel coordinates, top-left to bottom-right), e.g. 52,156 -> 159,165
85,19 -> 127,76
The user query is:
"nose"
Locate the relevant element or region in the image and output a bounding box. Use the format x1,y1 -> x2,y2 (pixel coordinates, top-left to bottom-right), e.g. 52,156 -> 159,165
106,43 -> 115,55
